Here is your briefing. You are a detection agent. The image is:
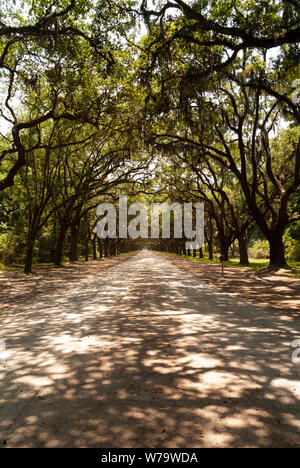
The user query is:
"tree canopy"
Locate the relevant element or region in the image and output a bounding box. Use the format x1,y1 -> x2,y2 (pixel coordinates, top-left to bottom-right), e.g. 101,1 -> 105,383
0,0 -> 299,271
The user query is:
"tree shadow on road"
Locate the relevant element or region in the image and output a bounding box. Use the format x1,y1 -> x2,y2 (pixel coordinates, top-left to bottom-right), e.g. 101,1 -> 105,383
1,253 -> 299,447
163,253 -> 300,316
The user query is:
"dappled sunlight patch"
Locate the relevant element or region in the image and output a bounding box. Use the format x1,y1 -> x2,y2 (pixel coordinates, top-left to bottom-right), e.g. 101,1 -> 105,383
0,252 -> 299,447
272,378 -> 300,396
49,334 -> 116,354
164,253 -> 300,313
14,375 -> 53,388
203,430 -> 233,447
177,354 -> 222,369
199,370 -> 262,397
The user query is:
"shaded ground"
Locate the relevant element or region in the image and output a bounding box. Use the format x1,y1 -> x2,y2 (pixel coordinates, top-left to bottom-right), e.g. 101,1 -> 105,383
160,253 -> 300,316
0,251 -> 299,447
0,254 -> 136,311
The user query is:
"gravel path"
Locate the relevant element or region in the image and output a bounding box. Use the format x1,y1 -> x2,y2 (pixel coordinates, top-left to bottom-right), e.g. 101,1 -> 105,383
0,251 -> 299,447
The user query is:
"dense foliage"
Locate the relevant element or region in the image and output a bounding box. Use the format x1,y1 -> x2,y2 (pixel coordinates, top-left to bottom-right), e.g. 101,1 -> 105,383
0,0 -> 299,272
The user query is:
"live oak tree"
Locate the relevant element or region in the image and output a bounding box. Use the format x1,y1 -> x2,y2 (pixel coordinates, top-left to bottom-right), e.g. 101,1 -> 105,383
139,0 -> 300,79
0,0 -> 147,271
186,157 -> 254,264
18,118 -> 97,273
139,0 -> 300,266
150,76 -> 299,266
156,158 -> 249,263
0,1 -> 299,269
0,0 -> 133,192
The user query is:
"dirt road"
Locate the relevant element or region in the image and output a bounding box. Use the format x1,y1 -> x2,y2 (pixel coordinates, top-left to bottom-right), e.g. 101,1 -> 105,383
0,251 -> 299,447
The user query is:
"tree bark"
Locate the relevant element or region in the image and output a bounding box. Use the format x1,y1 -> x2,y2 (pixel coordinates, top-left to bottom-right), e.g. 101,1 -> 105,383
84,239 -> 89,262
205,218 -> 214,260
97,239 -> 103,259
53,223 -> 68,266
220,243 -> 229,262
208,242 -> 213,260
268,233 -> 287,266
69,218 -> 80,262
24,239 -> 34,274
104,239 -> 109,258
92,234 -> 97,260
110,241 -> 117,256
238,236 -> 249,265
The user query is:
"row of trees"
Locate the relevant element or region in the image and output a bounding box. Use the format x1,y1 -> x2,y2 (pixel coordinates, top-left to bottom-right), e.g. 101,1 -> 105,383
139,0 -> 300,266
0,0 -> 149,272
0,1 -> 299,271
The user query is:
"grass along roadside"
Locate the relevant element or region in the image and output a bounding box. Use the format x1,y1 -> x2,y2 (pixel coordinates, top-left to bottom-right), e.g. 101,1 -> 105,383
161,252 -> 300,277
0,251 -> 137,273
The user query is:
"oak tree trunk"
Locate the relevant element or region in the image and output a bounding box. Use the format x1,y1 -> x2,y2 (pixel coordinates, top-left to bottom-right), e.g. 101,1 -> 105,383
238,236 -> 249,265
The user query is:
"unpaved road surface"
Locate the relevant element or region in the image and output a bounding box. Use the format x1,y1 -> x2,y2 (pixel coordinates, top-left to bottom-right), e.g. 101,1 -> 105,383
160,253 -> 300,313
0,251 -> 299,447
